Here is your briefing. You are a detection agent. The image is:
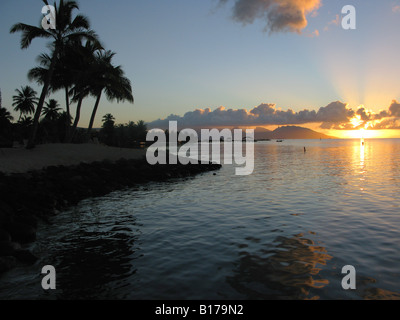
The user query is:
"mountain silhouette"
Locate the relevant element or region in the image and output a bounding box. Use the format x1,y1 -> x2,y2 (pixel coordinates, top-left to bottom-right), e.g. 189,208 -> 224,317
254,126 -> 336,140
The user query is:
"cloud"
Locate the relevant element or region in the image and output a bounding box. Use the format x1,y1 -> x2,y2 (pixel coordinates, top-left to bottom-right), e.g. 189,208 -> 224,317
317,101 -> 354,123
147,100 -> 400,130
389,99 -> 400,117
324,14 -> 340,32
393,5 -> 400,13
356,107 -> 372,121
306,29 -> 319,37
372,118 -> 400,130
220,0 -> 321,33
249,103 -> 317,124
148,101 -> 354,129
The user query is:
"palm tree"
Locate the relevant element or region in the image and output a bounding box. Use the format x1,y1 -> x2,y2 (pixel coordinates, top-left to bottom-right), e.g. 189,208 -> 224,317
136,120 -> 147,141
10,0 -> 99,149
0,90 -> 14,145
102,113 -> 115,124
12,86 -> 38,120
100,113 -> 116,145
17,116 -> 34,141
18,116 -> 34,127
87,50 -> 134,134
0,107 -> 14,147
0,107 -> 14,124
42,99 -> 62,121
28,41 -> 97,142
136,120 -> 146,131
67,40 -> 103,142
0,90 -> 12,122
28,43 -> 80,122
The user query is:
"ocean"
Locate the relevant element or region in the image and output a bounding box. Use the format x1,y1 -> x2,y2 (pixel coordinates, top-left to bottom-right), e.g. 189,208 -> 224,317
1,139 -> 400,300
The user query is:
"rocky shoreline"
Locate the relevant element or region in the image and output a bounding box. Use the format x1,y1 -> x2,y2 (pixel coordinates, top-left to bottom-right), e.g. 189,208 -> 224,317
0,157 -> 221,274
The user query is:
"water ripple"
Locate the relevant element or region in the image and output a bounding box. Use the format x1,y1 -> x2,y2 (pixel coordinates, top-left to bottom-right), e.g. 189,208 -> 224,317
1,139 -> 400,300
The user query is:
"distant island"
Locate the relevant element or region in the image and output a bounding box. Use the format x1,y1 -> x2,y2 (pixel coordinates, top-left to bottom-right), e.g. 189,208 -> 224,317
162,125 -> 338,141
253,126 -> 337,140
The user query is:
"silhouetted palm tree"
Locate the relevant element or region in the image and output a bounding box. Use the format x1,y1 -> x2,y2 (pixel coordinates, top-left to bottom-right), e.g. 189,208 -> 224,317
136,120 -> 146,131
137,120 -> 147,140
100,113 -> 116,145
17,116 -> 34,141
0,90 -> 13,145
42,99 -> 62,121
57,111 -> 72,127
0,90 -> 13,124
10,0 -> 99,148
12,86 -> 38,121
67,40 -> 103,142
18,116 -> 34,127
56,111 -> 73,142
102,113 -> 115,124
28,44 -> 79,122
0,107 -> 14,124
0,107 -> 14,146
87,50 -> 134,134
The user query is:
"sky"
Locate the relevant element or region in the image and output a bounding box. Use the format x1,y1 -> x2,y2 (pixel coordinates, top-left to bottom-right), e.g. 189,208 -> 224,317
1,0 -> 400,138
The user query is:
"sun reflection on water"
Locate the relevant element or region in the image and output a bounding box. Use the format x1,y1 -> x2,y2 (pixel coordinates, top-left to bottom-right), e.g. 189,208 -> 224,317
360,138 -> 365,166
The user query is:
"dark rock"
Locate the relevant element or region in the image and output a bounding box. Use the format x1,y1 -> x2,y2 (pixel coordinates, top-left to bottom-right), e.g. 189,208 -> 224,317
0,229 -> 11,242
70,175 -> 84,183
14,209 -> 38,228
13,250 -> 38,265
0,241 -> 22,256
0,256 -> 17,273
7,221 -> 37,244
0,201 -> 14,223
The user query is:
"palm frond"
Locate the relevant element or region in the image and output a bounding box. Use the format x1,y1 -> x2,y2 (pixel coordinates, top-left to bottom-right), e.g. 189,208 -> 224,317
68,14 -> 90,31
10,23 -> 53,49
65,29 -> 101,48
56,0 -> 79,31
36,53 -> 52,67
28,67 -> 48,84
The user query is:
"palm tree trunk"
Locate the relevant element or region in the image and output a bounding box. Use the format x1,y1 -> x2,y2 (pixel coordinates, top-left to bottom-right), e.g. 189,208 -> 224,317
68,94 -> 84,142
64,86 -> 71,141
87,91 -> 102,134
26,47 -> 59,149
65,86 -> 70,120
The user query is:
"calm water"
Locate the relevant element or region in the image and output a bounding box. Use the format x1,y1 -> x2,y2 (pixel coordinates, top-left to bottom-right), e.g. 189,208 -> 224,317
1,139 -> 400,300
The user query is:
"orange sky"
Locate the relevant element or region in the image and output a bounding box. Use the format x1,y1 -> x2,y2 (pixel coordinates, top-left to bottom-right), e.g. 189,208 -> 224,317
261,123 -> 400,139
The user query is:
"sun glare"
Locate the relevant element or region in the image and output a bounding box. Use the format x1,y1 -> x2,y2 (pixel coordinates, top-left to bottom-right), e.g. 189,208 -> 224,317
355,128 -> 366,139
336,129 -> 387,139
350,116 -> 363,128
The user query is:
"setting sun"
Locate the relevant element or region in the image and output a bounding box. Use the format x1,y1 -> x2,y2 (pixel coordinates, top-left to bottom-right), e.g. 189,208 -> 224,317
339,128 -> 370,139
355,128 -> 366,139
350,116 -> 363,128
332,129 -> 400,139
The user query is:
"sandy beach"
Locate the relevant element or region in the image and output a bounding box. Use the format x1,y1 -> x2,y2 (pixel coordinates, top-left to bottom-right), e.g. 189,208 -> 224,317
0,143 -> 146,174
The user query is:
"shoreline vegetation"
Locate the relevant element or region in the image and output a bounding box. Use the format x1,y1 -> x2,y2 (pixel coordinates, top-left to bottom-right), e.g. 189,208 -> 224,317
0,143 -> 221,274
1,0 -> 138,150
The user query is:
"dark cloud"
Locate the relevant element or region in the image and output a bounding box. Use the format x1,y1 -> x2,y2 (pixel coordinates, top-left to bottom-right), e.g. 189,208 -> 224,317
373,110 -> 389,121
220,0 -> 321,33
147,100 -> 400,130
356,107 -> 372,121
148,101 -> 354,129
389,100 -> 400,117
316,101 -> 354,123
371,118 -> 400,130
